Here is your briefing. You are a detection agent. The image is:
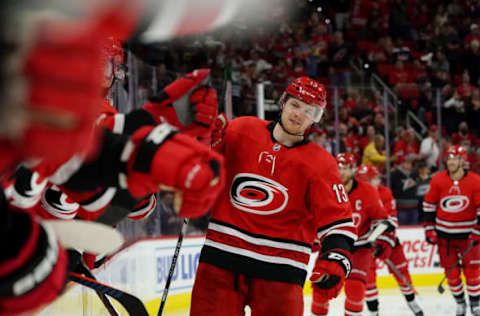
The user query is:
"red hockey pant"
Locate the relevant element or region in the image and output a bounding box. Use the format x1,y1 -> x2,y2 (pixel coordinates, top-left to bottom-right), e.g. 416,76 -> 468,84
438,238 -> 480,299
190,262 -> 304,316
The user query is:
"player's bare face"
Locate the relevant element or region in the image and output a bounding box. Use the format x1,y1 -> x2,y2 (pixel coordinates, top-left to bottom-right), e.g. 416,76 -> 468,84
281,98 -> 314,135
446,156 -> 462,173
338,164 -> 354,184
370,177 -> 381,188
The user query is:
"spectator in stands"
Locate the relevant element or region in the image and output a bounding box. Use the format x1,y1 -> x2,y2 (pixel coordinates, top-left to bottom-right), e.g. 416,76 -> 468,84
390,154 -> 419,225
389,0 -> 417,41
333,0 -> 350,31
451,121 -> 476,145
310,129 -> 333,154
351,95 -> 374,124
456,70 -> 475,99
248,50 -> 273,75
310,22 -> 330,77
435,25 -> 461,68
418,125 -> 440,170
415,161 -> 432,223
358,125 -> 375,151
431,49 -> 450,74
159,192 -> 183,236
362,134 -> 387,168
328,31 -> 351,88
464,23 -> 480,47
373,112 -> 385,135
465,39 -> 480,85
471,148 -> 480,174
286,46 -> 308,79
439,137 -> 453,169
443,90 -> 465,134
393,127 -> 419,165
466,88 -> 480,137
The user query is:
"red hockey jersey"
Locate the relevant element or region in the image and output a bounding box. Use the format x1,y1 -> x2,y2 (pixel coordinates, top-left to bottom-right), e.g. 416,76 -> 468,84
378,185 -> 398,227
348,179 -> 389,247
201,117 -> 356,286
423,170 -> 480,239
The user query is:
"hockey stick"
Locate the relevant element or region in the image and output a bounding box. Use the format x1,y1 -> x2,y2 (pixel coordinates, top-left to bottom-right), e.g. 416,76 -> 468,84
367,222 -> 389,243
69,272 -> 148,316
76,264 -> 119,316
157,218 -> 189,316
438,240 -> 479,294
385,259 -> 415,293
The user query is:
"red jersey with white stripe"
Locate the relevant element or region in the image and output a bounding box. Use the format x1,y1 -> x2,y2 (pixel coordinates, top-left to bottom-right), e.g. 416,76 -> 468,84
201,117 -> 356,286
378,185 -> 398,228
348,179 -> 389,247
423,170 -> 480,239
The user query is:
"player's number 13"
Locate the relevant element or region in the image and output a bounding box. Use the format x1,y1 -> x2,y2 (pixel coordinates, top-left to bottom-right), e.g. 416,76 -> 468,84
332,184 -> 348,203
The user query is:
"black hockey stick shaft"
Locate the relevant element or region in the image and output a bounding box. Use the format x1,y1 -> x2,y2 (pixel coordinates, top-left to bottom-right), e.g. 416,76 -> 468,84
438,240 -> 479,294
76,264 -> 119,316
157,218 -> 189,316
69,272 -> 148,316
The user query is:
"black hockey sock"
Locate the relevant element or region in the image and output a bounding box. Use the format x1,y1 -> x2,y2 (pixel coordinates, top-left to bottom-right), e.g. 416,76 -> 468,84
366,299 -> 379,312
404,293 -> 415,302
454,292 -> 466,304
470,296 -> 480,307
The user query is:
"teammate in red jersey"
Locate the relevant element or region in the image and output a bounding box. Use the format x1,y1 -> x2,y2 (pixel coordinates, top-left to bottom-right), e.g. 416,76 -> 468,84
423,145 -> 480,316
311,153 -> 393,316
190,77 -> 357,316
356,164 -> 423,316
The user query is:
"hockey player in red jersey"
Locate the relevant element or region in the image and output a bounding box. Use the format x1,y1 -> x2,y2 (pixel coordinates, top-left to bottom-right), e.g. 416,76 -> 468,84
312,153 -> 393,316
423,145 -> 480,316
356,164 -> 423,316
190,77 -> 357,316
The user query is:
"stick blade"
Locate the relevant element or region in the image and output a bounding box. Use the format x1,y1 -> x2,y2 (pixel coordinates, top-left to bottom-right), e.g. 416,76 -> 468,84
437,285 -> 445,294
44,219 -> 124,254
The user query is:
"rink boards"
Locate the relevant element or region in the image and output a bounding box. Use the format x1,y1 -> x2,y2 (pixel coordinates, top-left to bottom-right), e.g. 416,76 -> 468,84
40,226 -> 444,315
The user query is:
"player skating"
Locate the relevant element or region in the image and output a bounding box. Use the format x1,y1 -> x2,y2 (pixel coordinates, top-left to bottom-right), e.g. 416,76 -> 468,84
190,77 -> 357,316
356,164 -> 423,316
423,145 -> 480,316
311,153 -> 394,316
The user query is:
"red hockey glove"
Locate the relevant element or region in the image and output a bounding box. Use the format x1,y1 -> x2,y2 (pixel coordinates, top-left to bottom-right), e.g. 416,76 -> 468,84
142,69 -> 217,137
0,210 -> 68,315
374,239 -> 393,260
211,113 -> 228,150
189,86 -> 218,127
125,125 -> 225,218
310,249 -> 352,301
425,228 -> 437,245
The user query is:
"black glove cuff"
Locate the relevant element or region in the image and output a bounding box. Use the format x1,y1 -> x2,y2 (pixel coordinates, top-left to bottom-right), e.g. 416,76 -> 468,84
320,249 -> 352,277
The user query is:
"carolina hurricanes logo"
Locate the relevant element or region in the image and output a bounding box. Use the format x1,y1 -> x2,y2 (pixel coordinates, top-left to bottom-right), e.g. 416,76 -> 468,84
230,173 -> 288,215
440,195 -> 470,213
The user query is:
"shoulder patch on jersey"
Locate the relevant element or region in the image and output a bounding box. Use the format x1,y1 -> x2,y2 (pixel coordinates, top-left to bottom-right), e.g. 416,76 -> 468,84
230,173 -> 288,215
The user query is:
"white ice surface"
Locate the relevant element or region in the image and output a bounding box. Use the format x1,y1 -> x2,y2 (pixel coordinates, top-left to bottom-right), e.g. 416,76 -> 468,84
165,286 -> 474,316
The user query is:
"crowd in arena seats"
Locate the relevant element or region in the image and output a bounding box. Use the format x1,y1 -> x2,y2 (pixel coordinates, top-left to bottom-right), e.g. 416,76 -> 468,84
127,0 -> 480,228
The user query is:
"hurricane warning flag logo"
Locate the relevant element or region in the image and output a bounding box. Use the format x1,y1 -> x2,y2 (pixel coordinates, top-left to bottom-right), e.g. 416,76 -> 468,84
230,173 -> 288,215
440,195 -> 470,213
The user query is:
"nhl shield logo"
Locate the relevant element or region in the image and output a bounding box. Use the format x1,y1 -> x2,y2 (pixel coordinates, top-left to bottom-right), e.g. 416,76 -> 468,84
273,144 -> 281,151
